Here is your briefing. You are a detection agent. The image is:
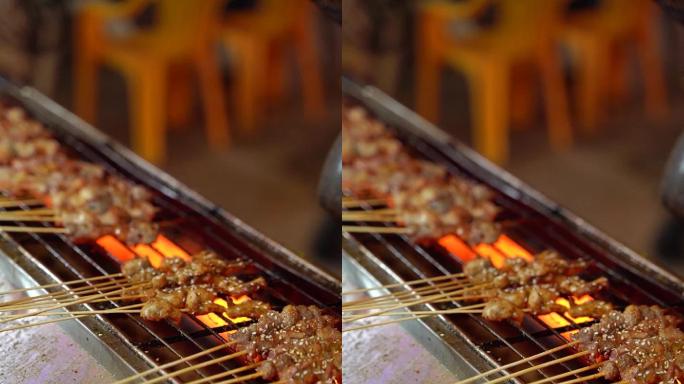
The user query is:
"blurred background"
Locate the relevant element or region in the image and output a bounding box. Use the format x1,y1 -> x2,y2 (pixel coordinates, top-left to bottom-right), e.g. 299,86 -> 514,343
0,0 -> 341,276
343,0 -> 684,274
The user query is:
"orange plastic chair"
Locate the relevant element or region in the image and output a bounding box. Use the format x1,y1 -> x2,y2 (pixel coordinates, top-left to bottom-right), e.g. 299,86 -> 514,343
73,0 -> 229,164
221,0 -> 324,131
416,0 -> 572,164
561,0 -> 668,131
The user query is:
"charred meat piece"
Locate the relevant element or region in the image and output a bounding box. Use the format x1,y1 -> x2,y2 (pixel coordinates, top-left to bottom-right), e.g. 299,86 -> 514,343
223,300 -> 271,319
483,298 -> 525,323
567,300 -> 613,318
574,305 -> 684,384
231,305 -> 341,384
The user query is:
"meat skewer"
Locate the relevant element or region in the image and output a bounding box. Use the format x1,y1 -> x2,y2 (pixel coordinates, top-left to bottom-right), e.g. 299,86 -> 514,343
343,251 -> 613,331
462,252 -> 613,323
574,305 -> 684,384
231,305 -> 342,384
342,103 -> 501,245
454,305 -> 684,384
0,104 -> 159,244
114,305 -> 342,384
0,251 -> 270,332
121,251 -> 270,322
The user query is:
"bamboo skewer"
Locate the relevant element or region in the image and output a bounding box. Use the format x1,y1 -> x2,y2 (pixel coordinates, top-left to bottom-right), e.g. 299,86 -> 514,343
0,216 -> 58,222
343,210 -> 398,222
343,208 -> 397,215
344,292 -> 487,313
0,303 -> 145,333
343,285 -> 470,322
484,350 -> 591,384
343,278 -> 471,310
342,198 -> 387,208
0,282 -> 148,324
527,362 -> 602,384
342,289 -> 484,323
343,303 -> 489,332
554,371 -> 605,384
0,303 -> 145,319
0,272 -> 123,297
343,282 -> 491,323
453,341 -> 580,384
0,208 -> 55,216
344,290 -> 483,313
214,371 -> 264,384
342,272 -> 465,295
113,342 -> 236,384
0,312 -> 93,333
142,350 -> 248,384
0,277 -> 129,308
343,312 -> 443,332
2,293 -> 146,313
0,199 -> 44,208
361,303 -> 488,317
342,216 -> 398,223
0,279 -> 133,311
0,226 -> 67,234
342,225 -> 412,234
184,363 -> 261,384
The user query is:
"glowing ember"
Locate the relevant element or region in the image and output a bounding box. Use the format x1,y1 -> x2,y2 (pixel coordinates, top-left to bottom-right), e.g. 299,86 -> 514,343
474,244 -> 508,269
132,244 -> 164,268
152,235 -> 191,261
96,235 -> 135,262
438,235 -> 476,261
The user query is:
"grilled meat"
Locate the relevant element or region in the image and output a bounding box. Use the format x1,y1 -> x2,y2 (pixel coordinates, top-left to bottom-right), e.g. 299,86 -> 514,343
231,305 -> 342,384
0,104 -> 159,244
463,253 -> 612,323
121,251 -> 269,322
574,305 -> 684,384
342,104 -> 500,245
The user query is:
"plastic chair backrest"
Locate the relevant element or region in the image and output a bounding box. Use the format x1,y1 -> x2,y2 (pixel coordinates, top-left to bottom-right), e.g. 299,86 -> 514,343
589,0 -> 652,34
145,0 -> 222,46
491,0 -> 567,43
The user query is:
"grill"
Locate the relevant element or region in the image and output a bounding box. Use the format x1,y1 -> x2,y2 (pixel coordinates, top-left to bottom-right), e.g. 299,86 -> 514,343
341,78 -> 684,383
0,78 -> 341,383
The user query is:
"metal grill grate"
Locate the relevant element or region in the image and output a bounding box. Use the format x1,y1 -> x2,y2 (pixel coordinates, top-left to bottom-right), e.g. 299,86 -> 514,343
0,80 -> 341,383
342,79 -> 684,383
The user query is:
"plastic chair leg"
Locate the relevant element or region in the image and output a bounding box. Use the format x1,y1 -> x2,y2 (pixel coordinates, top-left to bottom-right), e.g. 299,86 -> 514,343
539,46 -> 572,150
607,47 -> 631,105
129,64 -> 167,164
167,64 -> 194,129
266,43 -> 287,108
294,22 -> 325,118
510,68 -> 537,129
232,34 -> 267,132
73,49 -> 99,124
574,39 -> 607,132
471,62 -> 509,164
415,20 -> 442,123
195,45 -> 230,148
636,31 -> 668,119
